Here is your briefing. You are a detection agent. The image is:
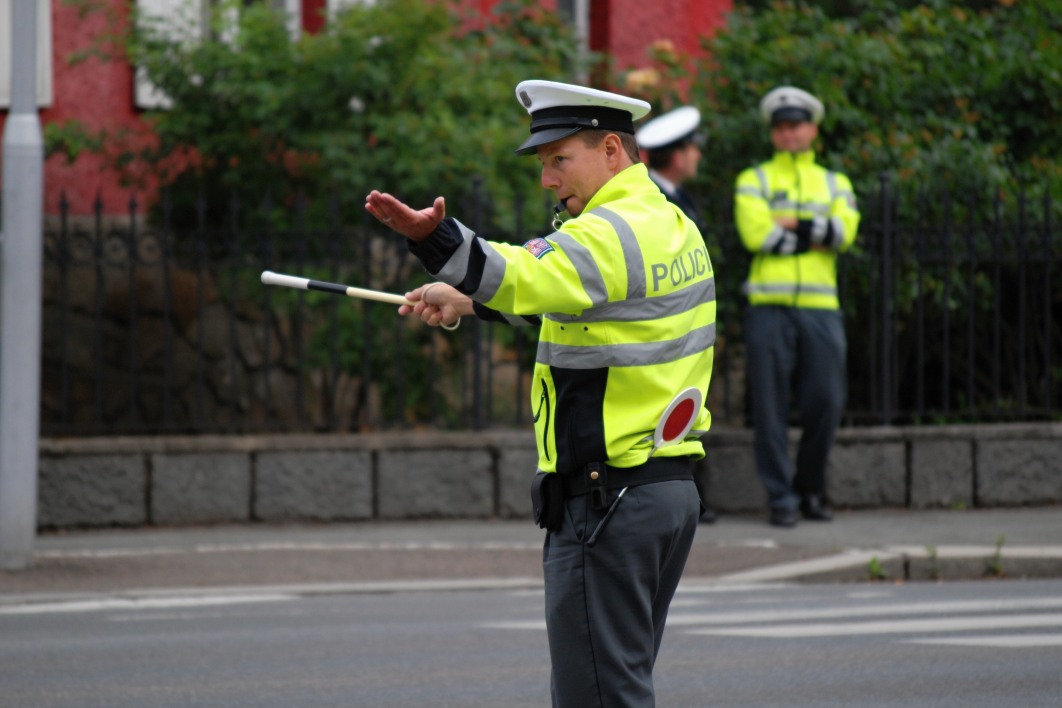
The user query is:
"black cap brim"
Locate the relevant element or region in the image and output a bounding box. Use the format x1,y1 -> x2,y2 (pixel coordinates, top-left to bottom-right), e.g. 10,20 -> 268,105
771,106 -> 813,126
515,126 -> 582,156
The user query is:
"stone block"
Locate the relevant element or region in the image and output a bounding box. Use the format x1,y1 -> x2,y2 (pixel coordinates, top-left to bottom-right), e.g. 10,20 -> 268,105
977,439 -> 1062,505
255,451 -> 372,522
38,455 -> 146,528
497,447 -> 538,519
151,453 -> 250,524
378,449 -> 493,519
910,439 -> 973,509
827,442 -> 905,508
704,444 -> 765,512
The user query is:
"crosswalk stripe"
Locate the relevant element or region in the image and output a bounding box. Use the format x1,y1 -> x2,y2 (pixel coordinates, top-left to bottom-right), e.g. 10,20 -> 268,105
666,596 -> 1062,626
0,594 -> 296,616
688,613 -> 1062,638
902,634 -> 1062,648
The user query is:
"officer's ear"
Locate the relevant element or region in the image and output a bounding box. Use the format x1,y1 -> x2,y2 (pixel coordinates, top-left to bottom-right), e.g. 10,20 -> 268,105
602,132 -> 626,166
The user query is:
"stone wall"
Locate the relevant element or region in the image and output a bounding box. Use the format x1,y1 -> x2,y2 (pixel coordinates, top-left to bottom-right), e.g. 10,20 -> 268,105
37,422 -> 1062,529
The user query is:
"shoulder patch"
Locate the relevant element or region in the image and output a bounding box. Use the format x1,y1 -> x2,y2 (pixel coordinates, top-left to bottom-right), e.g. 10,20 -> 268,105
523,237 -> 554,259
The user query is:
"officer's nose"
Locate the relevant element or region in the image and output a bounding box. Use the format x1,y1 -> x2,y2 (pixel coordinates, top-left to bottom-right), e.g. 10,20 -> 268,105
540,167 -> 559,191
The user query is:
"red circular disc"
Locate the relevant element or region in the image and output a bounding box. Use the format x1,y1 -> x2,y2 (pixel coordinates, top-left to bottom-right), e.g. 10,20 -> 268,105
654,387 -> 702,450
662,398 -> 696,442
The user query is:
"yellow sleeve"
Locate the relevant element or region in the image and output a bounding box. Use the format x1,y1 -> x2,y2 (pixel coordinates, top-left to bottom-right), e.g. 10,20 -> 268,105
830,171 -> 860,252
734,167 -> 776,253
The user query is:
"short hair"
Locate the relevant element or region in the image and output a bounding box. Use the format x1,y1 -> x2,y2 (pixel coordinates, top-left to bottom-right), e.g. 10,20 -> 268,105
578,129 -> 642,164
646,144 -> 682,170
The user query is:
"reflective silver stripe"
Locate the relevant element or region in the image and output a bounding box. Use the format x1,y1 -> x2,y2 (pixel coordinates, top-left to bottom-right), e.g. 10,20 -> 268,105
828,171 -> 858,207
830,216 -> 846,247
589,206 -> 646,299
761,225 -> 789,252
827,171 -> 839,200
546,277 -> 715,324
537,322 -> 717,368
770,199 -> 830,215
500,312 -> 536,326
436,219 -> 477,285
550,230 -> 609,307
746,283 -> 837,296
754,167 -> 769,199
736,185 -> 762,197
811,217 -> 828,242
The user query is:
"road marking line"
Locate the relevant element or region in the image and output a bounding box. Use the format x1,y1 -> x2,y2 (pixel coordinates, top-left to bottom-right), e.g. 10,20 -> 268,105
688,613 -> 1062,638
35,541 -> 542,559
480,620 -> 546,630
902,634 -> 1062,648
667,597 -> 1062,626
0,594 -> 295,616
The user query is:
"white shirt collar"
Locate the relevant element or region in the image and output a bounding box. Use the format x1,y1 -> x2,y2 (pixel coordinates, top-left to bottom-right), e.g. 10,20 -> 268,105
648,168 -> 678,196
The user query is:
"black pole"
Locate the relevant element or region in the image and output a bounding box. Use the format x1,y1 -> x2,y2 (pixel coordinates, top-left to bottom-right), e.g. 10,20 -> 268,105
879,172 -> 893,425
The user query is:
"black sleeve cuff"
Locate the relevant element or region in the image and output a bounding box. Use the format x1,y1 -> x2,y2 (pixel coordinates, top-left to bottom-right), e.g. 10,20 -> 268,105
473,301 -> 506,322
472,302 -> 542,327
407,218 -> 465,275
794,220 -> 813,253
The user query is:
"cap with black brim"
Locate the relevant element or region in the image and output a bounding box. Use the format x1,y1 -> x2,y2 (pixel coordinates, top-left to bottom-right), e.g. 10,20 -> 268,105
514,80 -> 651,156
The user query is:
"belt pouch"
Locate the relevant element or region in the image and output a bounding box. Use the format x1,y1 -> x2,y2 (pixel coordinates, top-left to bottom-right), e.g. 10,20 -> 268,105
531,472 -> 564,532
585,462 -> 608,511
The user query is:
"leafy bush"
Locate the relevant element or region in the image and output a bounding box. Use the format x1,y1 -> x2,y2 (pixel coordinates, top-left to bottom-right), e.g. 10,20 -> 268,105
684,0 -> 1062,206
56,0 -> 586,229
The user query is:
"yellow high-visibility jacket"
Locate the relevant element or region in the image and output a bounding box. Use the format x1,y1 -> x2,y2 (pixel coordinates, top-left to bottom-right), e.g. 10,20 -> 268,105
411,164 -> 716,474
735,149 -> 860,309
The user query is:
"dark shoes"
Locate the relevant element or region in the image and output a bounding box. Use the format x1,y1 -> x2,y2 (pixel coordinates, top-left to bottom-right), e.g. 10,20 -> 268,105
768,507 -> 798,528
699,506 -> 717,524
770,497 -> 833,527
799,495 -> 833,522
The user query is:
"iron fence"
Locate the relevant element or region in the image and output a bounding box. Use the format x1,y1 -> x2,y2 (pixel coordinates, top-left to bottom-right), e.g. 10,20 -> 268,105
41,179 -> 1059,436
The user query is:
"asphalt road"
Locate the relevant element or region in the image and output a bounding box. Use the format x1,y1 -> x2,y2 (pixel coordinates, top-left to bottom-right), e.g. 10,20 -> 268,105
2,578 -> 1061,707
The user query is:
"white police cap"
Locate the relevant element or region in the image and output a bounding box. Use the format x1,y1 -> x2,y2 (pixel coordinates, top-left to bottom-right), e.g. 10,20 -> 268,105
759,86 -> 824,125
636,106 -> 703,151
514,79 -> 651,155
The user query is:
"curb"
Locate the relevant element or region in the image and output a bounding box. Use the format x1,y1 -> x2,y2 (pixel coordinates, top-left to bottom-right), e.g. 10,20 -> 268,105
711,545 -> 1062,584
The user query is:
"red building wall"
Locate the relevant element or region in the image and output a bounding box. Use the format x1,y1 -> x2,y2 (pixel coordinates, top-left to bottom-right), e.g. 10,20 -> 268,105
592,0 -> 730,70
3,0 -> 731,216
9,0 -> 149,216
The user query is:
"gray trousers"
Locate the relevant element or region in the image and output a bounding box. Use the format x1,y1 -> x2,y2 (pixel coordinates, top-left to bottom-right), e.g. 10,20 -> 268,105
744,306 -> 847,511
543,479 -> 700,708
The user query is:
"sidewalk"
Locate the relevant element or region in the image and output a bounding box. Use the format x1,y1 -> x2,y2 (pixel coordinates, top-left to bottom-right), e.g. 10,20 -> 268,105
2,507 -> 1061,603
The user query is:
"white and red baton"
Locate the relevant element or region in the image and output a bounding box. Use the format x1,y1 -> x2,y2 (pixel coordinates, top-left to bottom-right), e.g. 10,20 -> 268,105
261,270 -> 461,331
261,270 -> 414,306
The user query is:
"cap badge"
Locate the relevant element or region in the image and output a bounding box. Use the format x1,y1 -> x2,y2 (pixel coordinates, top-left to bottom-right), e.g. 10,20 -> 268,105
519,90 -> 532,108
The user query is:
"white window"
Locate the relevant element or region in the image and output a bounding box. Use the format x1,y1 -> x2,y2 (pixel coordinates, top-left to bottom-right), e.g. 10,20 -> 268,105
0,0 -> 53,108
135,0 -> 303,110
327,0 -> 376,16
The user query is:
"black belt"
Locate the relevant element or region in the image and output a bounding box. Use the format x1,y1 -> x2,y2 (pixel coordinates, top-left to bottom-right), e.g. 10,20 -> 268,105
561,456 -> 695,500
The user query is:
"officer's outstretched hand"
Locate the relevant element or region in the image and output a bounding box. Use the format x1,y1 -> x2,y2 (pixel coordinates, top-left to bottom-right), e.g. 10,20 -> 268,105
365,191 -> 445,242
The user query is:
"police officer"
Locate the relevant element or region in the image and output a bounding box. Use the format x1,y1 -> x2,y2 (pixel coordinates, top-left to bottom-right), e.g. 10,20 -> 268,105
636,105 -> 717,523
636,105 -> 706,233
734,86 -> 860,528
366,79 -> 716,708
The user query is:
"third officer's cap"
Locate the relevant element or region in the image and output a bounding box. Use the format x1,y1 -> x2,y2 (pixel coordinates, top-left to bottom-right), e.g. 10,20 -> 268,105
759,86 -> 824,126
514,80 -> 651,156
